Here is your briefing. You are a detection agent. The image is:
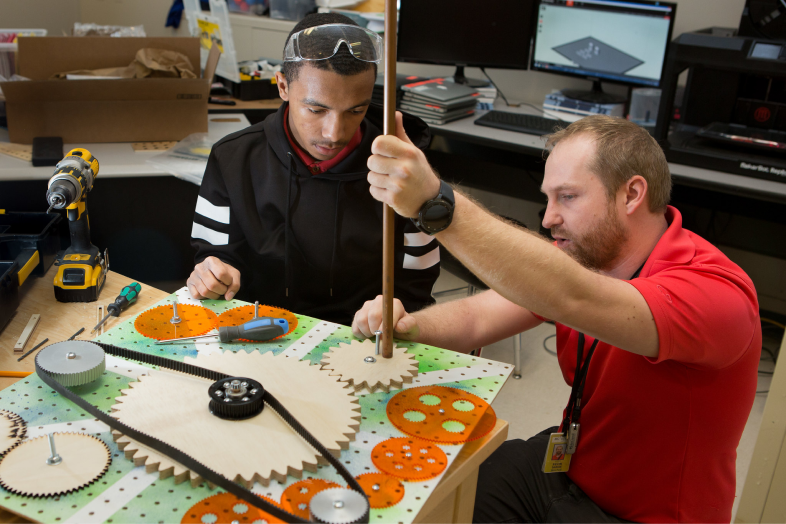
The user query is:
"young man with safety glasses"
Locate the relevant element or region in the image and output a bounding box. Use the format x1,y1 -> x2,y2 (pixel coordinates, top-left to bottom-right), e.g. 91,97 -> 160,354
187,13 -> 440,326
352,115 -> 761,522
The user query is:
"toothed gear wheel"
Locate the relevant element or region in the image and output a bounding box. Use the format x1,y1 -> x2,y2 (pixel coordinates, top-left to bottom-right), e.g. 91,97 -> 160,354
308,487 -> 370,524
371,437 -> 448,481
386,386 -> 497,444
208,377 -> 265,420
111,350 -> 362,487
320,340 -> 418,393
0,433 -> 110,497
181,492 -> 285,524
355,473 -> 405,509
0,410 -> 26,456
134,304 -> 218,340
35,341 -> 106,387
216,305 -> 298,342
281,479 -> 342,520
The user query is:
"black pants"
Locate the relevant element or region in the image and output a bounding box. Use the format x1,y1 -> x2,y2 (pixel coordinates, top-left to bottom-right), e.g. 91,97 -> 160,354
473,427 -> 628,523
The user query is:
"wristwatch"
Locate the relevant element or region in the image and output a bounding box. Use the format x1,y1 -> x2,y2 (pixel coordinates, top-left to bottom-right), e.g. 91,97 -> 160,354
411,180 -> 455,235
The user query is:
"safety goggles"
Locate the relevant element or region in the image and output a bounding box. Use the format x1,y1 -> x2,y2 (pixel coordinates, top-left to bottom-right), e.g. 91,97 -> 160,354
283,23 -> 383,63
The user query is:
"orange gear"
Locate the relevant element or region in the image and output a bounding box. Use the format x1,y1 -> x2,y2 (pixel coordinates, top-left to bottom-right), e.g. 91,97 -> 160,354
216,305 -> 298,342
181,492 -> 284,524
371,437 -> 447,481
386,386 -> 497,444
281,478 -> 342,520
355,472 -> 405,508
134,304 -> 218,341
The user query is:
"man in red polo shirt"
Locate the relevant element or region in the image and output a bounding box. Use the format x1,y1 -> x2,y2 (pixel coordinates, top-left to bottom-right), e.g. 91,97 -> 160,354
352,115 -> 760,522
186,13 -> 439,325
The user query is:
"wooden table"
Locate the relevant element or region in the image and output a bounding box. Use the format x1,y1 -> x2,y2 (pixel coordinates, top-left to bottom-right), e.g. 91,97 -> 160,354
0,269 -> 508,523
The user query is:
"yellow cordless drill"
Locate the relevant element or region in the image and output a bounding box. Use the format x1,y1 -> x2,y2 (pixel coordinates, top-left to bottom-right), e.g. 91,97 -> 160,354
46,148 -> 108,302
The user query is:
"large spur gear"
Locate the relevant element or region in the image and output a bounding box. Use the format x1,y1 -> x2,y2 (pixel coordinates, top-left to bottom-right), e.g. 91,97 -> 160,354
386,386 -> 497,444
134,303 -> 217,340
321,340 -> 418,394
0,410 -> 26,456
111,350 -> 361,487
0,432 -> 110,497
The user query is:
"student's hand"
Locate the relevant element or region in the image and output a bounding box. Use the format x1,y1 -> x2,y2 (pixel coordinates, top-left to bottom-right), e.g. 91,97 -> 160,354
367,111 -> 441,218
352,295 -> 420,341
187,256 -> 241,300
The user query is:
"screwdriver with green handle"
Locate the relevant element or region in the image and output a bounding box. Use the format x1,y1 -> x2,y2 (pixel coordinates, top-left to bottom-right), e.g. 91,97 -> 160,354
91,282 -> 142,333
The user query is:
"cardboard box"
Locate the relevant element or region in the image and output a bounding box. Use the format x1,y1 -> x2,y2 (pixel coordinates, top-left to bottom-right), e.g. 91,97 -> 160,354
0,37 -> 219,144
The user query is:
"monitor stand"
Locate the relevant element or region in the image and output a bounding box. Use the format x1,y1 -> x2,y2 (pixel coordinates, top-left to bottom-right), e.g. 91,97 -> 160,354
562,80 -> 627,104
452,65 -> 488,88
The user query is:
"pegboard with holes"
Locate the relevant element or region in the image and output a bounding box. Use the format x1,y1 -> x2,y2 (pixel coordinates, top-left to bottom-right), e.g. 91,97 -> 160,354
0,288 -> 513,523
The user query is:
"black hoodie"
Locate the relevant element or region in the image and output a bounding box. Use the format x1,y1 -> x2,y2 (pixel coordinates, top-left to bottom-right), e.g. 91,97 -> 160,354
191,102 -> 440,326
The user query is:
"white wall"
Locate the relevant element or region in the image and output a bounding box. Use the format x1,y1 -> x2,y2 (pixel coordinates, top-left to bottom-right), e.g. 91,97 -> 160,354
77,0 -> 188,37
0,0 -> 81,36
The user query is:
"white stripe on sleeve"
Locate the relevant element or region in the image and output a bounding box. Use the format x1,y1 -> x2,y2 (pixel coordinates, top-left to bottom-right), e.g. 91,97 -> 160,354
195,195 -> 230,224
403,246 -> 440,270
404,231 -> 434,247
191,222 -> 229,245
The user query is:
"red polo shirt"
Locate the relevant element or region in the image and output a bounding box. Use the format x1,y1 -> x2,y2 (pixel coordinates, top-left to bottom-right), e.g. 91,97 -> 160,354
547,206 -> 760,522
283,106 -> 363,175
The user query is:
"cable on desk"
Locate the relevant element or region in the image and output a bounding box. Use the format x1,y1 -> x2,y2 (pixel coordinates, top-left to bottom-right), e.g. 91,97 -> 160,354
479,67 -> 510,107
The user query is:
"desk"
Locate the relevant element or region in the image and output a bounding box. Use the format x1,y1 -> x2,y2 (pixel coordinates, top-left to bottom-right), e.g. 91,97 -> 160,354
0,269 -> 509,524
0,114 -> 251,182
430,105 -> 786,205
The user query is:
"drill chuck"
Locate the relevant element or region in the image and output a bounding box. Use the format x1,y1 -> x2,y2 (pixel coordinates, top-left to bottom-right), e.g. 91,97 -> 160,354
46,177 -> 80,210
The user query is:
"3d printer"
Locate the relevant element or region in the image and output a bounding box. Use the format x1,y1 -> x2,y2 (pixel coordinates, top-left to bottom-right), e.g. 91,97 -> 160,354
655,1 -> 786,183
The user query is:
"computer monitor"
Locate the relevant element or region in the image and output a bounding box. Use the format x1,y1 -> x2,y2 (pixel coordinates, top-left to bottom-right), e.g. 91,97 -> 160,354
531,0 -> 676,103
397,0 -> 538,87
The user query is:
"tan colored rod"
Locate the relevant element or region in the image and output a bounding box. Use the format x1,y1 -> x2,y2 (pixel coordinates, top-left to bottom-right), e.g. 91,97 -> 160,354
381,0 -> 397,359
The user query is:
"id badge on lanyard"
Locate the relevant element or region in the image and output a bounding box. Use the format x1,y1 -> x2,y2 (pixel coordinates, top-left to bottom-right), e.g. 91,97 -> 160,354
542,332 -> 599,473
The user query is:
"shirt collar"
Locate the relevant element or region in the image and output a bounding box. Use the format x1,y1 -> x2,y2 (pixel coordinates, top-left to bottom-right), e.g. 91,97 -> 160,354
639,205 -> 696,278
283,106 -> 363,175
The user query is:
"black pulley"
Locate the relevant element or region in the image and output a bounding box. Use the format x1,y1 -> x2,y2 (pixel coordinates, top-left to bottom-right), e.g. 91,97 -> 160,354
208,377 -> 265,420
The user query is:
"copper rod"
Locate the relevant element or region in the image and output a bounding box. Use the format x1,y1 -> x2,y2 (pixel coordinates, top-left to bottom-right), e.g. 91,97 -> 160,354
381,0 -> 397,359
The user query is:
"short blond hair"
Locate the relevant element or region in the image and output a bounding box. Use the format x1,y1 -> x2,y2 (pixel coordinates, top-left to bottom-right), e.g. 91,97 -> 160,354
544,115 -> 671,212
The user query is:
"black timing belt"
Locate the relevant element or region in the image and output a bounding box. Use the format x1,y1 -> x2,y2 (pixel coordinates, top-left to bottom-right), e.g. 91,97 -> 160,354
34,341 -> 369,523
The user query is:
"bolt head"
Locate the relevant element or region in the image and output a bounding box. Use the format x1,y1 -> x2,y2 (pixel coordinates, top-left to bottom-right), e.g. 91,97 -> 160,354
334,501 -> 344,509
66,352 -> 76,359
364,356 -> 376,363
372,484 -> 380,491
241,397 -> 249,401
241,381 -> 248,387
438,409 -> 445,414
223,398 -> 231,403
405,452 -> 412,458
214,391 -> 223,397
249,389 -> 258,395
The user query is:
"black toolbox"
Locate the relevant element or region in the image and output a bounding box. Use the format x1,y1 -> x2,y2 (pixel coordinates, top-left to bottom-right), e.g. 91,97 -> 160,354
0,212 -> 62,333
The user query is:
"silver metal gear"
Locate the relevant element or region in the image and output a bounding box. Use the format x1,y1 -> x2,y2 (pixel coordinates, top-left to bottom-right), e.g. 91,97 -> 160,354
35,341 -> 106,387
309,487 -> 370,524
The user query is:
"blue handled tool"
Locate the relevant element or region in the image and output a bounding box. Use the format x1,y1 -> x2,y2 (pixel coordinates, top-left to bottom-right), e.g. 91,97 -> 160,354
154,317 -> 289,344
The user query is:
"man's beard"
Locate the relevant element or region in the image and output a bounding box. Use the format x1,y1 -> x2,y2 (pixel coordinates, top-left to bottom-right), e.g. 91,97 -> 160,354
552,204 -> 629,272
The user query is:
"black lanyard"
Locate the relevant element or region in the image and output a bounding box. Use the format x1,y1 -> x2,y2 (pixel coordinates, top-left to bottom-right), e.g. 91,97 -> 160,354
560,263 -> 645,434
561,332 -> 599,432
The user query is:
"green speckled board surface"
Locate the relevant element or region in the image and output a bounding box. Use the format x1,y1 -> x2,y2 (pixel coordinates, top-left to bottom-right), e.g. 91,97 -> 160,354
0,289 -> 512,524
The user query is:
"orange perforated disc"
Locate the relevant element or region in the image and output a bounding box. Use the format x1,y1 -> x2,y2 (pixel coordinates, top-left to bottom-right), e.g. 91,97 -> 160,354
181,492 -> 284,524
134,304 -> 218,340
371,437 -> 447,481
216,305 -> 298,342
386,386 -> 497,444
281,478 -> 341,520
355,472 -> 405,508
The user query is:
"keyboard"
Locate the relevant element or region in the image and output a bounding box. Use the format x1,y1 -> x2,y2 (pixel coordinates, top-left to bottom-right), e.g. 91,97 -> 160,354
474,110 -> 563,136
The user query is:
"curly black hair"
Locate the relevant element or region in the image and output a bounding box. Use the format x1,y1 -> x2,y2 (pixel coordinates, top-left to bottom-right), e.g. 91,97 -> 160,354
281,12 -> 378,83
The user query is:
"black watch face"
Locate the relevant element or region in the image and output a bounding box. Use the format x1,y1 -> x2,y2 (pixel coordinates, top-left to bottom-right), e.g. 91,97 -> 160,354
422,201 -> 451,232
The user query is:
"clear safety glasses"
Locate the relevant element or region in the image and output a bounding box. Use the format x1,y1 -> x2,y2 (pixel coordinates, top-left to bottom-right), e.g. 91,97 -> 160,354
283,23 -> 383,63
